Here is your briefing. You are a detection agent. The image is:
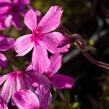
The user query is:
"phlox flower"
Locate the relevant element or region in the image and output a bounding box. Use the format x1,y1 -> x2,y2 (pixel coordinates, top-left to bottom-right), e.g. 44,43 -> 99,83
31,54 -> 75,89
14,6 -> 70,73
0,34 -> 15,68
26,54 -> 74,108
46,54 -> 75,89
12,89 -> 39,109
13,85 -> 51,109
0,0 -> 30,29
0,34 -> 15,51
0,71 -> 40,103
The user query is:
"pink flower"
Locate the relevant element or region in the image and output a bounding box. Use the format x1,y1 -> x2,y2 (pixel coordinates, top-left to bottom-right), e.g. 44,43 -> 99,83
32,54 -> 75,89
14,6 -> 70,73
0,34 -> 15,68
0,34 -> 15,51
0,71 -> 39,103
46,54 -> 75,89
12,89 -> 39,109
13,86 -> 51,109
0,0 -> 30,29
0,96 -> 8,109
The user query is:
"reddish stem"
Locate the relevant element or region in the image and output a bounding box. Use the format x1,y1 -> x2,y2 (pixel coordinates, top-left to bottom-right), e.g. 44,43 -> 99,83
59,25 -> 109,70
73,34 -> 109,70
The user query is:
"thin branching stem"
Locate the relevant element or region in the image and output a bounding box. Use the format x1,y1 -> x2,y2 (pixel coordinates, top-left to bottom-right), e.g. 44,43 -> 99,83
74,34 -> 109,70
60,25 -> 109,70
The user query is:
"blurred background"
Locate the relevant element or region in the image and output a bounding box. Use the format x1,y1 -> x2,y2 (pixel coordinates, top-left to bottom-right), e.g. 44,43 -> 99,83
3,0 -> 109,109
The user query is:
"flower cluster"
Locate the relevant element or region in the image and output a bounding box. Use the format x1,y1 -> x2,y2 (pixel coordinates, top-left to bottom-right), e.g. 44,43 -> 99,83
0,1 -> 74,109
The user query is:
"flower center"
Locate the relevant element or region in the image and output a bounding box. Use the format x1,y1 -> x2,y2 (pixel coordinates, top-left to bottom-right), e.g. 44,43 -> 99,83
8,4 -> 19,13
32,30 -> 39,45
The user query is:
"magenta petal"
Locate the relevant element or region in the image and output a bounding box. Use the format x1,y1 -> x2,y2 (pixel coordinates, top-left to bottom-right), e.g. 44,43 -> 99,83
47,54 -> 62,76
41,32 -> 70,53
0,71 -> 40,105
0,75 -> 8,85
0,21 -> 5,30
13,0 -> 30,5
14,34 -> 33,56
24,9 -> 37,31
35,85 -> 52,109
38,6 -> 63,33
12,14 -> 21,29
0,53 -> 8,68
0,0 -> 11,3
4,15 -> 12,28
51,74 -> 75,89
0,96 -> 8,109
32,45 -> 50,73
0,5 -> 10,15
16,75 -> 26,90
12,89 -> 39,109
0,16 -> 11,30
0,76 -> 13,103
32,74 -> 51,88
26,64 -> 33,71
23,0 -> 30,4
0,34 -> 15,51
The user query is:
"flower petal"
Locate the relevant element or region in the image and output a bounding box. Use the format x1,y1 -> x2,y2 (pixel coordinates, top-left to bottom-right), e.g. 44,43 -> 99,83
12,89 -> 39,109
24,9 -> 37,31
14,34 -> 33,56
32,74 -> 51,88
32,45 -> 50,73
47,54 -> 62,76
38,6 -> 63,33
0,76 -> 13,103
0,0 -> 11,3
0,20 -> 5,30
35,85 -> 52,109
51,74 -> 75,89
0,74 -> 8,85
12,13 -> 21,30
26,64 -> 33,71
0,34 -> 15,51
0,53 -> 8,68
0,96 -> 8,109
0,4 -> 10,16
4,15 -> 12,28
13,0 -> 30,5
41,32 -> 70,53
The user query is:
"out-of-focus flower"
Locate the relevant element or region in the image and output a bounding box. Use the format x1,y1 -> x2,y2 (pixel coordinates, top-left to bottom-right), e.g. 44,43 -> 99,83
0,71 -> 39,103
12,89 -> 39,109
14,6 -> 70,73
0,34 -> 15,51
0,96 -> 8,109
0,0 -> 30,29
0,34 -> 15,68
0,53 -> 7,68
0,17 -> 10,30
